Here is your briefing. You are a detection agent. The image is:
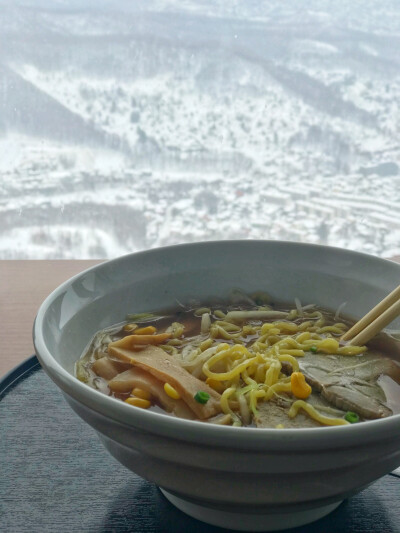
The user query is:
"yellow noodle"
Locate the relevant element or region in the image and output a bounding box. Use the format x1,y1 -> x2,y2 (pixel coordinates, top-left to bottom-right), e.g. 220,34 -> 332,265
307,311 -> 323,319
301,338 -> 322,346
264,381 -> 292,400
242,325 -> 258,335
256,333 -> 271,344
317,326 -> 347,334
181,346 -> 202,363
242,369 -> 257,386
249,390 -> 258,415
272,321 -> 299,333
229,344 -> 248,357
200,338 -> 213,351
238,394 -> 251,425
216,342 -> 230,352
338,345 -> 367,355
288,400 -> 349,426
166,322 -> 185,338
249,389 -> 266,415
264,361 -> 282,387
277,353 -> 300,372
280,349 -> 305,357
317,337 -> 339,353
272,343 -> 280,356
163,304 -> 371,429
211,325 -> 242,340
252,341 -> 268,352
236,383 -> 256,396
267,335 -> 281,345
215,320 -> 242,332
230,373 -> 241,388
161,345 -> 178,355
260,323 -> 280,335
295,331 -> 311,343
298,321 -> 314,331
167,338 -> 183,346
267,327 -> 281,336
203,346 -> 255,380
254,363 -> 266,383
221,387 -> 241,426
277,338 -> 302,350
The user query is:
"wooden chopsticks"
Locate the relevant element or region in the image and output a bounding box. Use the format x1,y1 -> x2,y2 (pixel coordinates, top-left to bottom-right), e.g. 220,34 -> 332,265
341,284 -> 400,346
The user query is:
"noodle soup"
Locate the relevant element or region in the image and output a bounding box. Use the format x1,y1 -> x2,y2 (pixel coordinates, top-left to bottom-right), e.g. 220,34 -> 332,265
76,293 -> 400,428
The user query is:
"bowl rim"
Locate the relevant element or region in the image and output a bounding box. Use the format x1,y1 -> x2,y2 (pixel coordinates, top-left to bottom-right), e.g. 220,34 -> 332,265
33,239 -> 400,450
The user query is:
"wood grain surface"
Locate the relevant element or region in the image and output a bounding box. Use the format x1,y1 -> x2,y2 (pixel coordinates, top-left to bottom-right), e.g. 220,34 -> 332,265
0,260 -> 102,376
1,256 -> 399,377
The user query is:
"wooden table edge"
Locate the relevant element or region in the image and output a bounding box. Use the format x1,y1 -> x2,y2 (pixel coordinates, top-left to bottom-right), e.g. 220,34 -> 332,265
1,256 -> 399,377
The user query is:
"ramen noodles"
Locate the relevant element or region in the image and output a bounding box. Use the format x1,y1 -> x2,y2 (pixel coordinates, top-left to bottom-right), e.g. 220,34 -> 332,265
75,292 -> 400,428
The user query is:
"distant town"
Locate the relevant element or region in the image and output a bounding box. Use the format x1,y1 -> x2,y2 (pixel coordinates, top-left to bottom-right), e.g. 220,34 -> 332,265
1,1 -> 399,259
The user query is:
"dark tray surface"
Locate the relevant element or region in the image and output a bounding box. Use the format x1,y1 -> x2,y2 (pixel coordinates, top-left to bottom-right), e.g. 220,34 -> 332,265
0,357 -> 399,533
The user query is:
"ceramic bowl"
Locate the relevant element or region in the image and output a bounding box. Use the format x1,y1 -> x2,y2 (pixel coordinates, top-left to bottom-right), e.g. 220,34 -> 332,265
33,241 -> 400,531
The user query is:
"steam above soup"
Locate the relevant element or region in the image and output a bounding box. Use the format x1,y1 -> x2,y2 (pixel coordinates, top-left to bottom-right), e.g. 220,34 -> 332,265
75,293 -> 400,428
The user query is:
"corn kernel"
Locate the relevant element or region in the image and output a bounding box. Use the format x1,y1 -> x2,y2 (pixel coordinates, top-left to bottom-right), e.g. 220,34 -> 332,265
125,397 -> 151,408
291,372 -> 312,399
132,387 -> 151,400
135,326 -> 157,335
317,338 -> 339,354
164,382 -> 181,400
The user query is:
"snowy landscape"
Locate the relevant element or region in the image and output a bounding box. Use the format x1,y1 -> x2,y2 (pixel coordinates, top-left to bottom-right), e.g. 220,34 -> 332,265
0,0 -> 400,259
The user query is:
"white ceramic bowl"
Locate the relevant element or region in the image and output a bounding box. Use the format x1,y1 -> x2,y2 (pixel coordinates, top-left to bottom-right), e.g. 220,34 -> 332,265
33,241 -> 400,531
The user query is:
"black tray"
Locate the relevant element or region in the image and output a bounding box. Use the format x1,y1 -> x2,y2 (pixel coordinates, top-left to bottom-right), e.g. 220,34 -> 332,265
0,356 -> 399,533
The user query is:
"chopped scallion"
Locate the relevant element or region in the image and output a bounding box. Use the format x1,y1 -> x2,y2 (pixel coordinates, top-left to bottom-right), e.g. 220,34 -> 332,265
194,391 -> 210,404
344,411 -> 359,424
310,346 -> 318,353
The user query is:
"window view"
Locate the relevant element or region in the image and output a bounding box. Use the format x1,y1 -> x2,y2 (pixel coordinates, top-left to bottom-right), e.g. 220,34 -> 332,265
1,0 -> 399,259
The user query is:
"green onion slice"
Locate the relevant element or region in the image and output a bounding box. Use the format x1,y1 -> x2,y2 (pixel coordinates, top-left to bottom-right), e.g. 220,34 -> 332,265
194,391 -> 210,404
344,411 -> 359,424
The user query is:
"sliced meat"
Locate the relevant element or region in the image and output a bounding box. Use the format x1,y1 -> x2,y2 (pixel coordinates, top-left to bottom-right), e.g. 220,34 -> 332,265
255,396 -> 323,428
299,352 -> 396,419
92,357 -> 131,380
108,367 -> 195,419
255,391 -> 348,428
108,345 -> 221,419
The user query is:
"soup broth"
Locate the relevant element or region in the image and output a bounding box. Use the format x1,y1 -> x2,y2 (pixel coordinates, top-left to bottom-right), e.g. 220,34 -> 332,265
75,294 -> 400,428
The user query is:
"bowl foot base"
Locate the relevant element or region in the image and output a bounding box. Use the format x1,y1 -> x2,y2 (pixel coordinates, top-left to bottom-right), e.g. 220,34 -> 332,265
160,489 -> 342,532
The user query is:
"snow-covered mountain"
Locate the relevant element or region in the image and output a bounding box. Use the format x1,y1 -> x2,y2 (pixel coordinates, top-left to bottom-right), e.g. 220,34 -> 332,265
0,1 -> 399,258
